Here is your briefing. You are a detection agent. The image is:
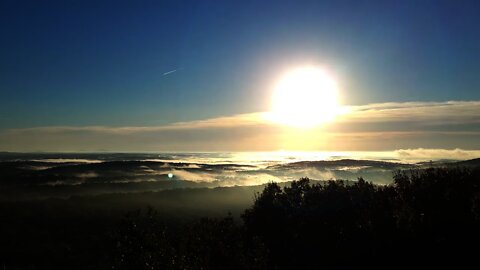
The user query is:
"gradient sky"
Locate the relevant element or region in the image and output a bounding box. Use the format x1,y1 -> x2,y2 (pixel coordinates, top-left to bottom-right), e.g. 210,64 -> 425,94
1,0 -> 480,152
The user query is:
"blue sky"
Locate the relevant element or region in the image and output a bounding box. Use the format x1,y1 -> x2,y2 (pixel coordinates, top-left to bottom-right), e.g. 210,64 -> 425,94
1,0 -> 480,152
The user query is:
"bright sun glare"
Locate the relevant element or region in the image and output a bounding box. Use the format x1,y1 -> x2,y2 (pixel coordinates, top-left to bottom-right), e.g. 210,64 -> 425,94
269,66 -> 341,128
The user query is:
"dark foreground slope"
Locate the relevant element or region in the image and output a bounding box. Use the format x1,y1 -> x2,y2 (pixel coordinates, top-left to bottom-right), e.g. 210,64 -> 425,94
0,185 -> 266,269
1,167 -> 479,269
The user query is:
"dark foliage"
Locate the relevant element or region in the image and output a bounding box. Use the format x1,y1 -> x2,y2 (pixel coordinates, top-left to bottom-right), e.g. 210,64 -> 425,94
242,178 -> 397,269
113,208 -> 268,270
1,167 -> 479,269
241,168 -> 480,268
114,167 -> 479,269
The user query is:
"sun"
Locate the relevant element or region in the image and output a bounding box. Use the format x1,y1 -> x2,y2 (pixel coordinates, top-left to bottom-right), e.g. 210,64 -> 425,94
268,66 -> 341,128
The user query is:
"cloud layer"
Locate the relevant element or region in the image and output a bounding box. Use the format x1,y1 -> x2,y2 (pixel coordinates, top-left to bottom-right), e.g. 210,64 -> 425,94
1,101 -> 479,152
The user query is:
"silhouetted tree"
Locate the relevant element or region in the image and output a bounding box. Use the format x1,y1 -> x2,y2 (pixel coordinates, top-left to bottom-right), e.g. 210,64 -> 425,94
242,168 -> 480,268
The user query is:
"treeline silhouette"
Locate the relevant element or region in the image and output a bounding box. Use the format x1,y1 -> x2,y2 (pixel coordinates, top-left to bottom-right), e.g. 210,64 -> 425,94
1,167 -> 479,269
114,167 -> 479,269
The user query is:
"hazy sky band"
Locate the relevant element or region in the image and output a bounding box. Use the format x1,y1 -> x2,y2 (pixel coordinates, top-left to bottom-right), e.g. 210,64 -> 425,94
1,101 -> 479,152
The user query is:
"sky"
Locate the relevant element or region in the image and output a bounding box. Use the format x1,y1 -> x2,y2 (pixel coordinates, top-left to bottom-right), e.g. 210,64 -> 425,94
1,0 -> 480,152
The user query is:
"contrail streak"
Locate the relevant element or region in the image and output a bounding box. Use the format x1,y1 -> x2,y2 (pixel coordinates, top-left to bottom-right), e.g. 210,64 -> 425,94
162,69 -> 177,76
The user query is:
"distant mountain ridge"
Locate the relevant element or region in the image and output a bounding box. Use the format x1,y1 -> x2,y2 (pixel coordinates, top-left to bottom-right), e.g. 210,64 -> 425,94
1,155 -> 479,201
450,158 -> 480,167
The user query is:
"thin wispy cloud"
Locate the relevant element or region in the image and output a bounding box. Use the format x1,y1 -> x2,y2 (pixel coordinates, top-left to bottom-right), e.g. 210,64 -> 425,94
338,101 -> 480,124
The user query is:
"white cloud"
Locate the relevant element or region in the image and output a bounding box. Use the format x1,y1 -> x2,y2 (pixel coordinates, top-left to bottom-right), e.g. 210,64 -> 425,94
170,169 -> 217,182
